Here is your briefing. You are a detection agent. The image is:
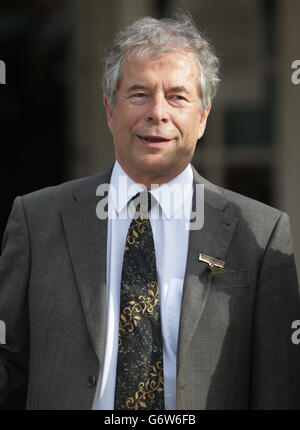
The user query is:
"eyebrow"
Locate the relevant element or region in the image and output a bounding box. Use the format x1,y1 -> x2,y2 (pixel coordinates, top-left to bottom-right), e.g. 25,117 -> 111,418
126,85 -> 148,93
126,84 -> 192,96
168,85 -> 192,95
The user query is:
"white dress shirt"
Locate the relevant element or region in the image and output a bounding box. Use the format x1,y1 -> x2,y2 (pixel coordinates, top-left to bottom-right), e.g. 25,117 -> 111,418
92,161 -> 193,410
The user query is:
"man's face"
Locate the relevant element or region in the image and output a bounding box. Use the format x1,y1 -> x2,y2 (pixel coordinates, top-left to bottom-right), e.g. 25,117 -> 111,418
104,50 -> 211,185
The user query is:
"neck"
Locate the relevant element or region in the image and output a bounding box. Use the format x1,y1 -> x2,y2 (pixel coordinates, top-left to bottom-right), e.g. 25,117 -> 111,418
118,164 -> 188,189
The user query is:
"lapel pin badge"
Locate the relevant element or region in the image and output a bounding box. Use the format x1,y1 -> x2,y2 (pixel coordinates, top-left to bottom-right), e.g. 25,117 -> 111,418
199,253 -> 225,274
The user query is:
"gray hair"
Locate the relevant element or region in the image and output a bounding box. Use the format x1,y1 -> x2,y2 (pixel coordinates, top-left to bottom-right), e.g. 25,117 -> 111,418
102,12 -> 220,111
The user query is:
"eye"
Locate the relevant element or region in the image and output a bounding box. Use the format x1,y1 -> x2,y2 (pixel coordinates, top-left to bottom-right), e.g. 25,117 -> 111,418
132,93 -> 146,98
171,95 -> 185,100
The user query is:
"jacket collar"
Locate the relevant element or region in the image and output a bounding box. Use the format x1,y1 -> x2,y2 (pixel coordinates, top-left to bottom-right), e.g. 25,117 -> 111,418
61,163 -> 238,370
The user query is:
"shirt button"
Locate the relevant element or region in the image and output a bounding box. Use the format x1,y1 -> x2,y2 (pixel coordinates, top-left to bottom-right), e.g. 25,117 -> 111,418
87,375 -> 96,387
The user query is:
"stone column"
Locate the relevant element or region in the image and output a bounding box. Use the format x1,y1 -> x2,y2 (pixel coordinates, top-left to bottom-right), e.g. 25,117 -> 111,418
277,0 -> 300,278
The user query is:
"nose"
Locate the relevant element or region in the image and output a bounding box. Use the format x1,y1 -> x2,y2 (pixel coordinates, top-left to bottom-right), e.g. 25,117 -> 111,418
146,95 -> 169,124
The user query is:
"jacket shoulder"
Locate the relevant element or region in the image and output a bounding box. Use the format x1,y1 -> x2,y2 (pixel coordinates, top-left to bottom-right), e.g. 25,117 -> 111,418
193,165 -> 284,244
20,165 -> 113,208
219,185 -> 282,220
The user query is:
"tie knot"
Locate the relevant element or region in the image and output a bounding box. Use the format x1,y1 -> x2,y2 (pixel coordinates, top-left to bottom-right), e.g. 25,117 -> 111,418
131,191 -> 153,218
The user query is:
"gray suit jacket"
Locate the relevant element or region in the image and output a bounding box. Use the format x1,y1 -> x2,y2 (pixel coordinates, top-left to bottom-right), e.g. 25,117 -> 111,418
0,165 -> 299,409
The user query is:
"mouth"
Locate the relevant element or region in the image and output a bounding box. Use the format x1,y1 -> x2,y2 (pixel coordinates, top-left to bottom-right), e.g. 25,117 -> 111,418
137,135 -> 172,145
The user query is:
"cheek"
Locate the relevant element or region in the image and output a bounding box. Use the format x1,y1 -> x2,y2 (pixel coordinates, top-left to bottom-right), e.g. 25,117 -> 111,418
116,115 -> 140,138
180,120 -> 201,145
118,103 -> 143,126
173,111 -> 201,140
189,115 -> 203,142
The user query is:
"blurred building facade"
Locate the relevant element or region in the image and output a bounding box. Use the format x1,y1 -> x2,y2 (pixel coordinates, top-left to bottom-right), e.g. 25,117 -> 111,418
70,0 -> 300,276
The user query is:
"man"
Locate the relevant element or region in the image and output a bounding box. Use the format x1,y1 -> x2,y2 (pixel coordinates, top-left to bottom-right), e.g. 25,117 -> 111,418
0,13 -> 300,410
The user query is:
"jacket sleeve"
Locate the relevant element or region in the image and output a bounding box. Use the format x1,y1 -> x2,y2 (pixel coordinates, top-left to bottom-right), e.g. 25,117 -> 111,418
0,197 -> 30,404
251,211 -> 300,409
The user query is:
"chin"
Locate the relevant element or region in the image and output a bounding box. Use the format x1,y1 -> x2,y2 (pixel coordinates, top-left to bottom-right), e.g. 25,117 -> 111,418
136,157 -> 169,174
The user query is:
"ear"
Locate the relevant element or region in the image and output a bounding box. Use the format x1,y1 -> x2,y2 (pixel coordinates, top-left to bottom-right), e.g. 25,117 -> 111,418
103,96 -> 114,132
198,103 -> 211,140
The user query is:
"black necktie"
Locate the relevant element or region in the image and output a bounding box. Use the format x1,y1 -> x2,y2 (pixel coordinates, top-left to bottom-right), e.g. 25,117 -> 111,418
114,191 -> 164,410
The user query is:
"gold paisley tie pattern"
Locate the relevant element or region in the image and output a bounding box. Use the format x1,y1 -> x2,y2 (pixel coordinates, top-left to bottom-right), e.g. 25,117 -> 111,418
114,192 -> 164,410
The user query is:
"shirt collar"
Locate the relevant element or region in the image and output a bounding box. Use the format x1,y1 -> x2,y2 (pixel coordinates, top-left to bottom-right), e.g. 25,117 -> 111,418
109,160 -> 193,220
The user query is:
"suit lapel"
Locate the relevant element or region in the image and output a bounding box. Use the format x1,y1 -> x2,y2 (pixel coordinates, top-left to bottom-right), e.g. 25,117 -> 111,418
61,167 -> 112,364
60,163 -> 237,381
177,169 -> 238,373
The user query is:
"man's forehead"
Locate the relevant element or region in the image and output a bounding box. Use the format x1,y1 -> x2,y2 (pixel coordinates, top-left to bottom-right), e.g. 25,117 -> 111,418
123,49 -> 198,69
120,51 -> 199,87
